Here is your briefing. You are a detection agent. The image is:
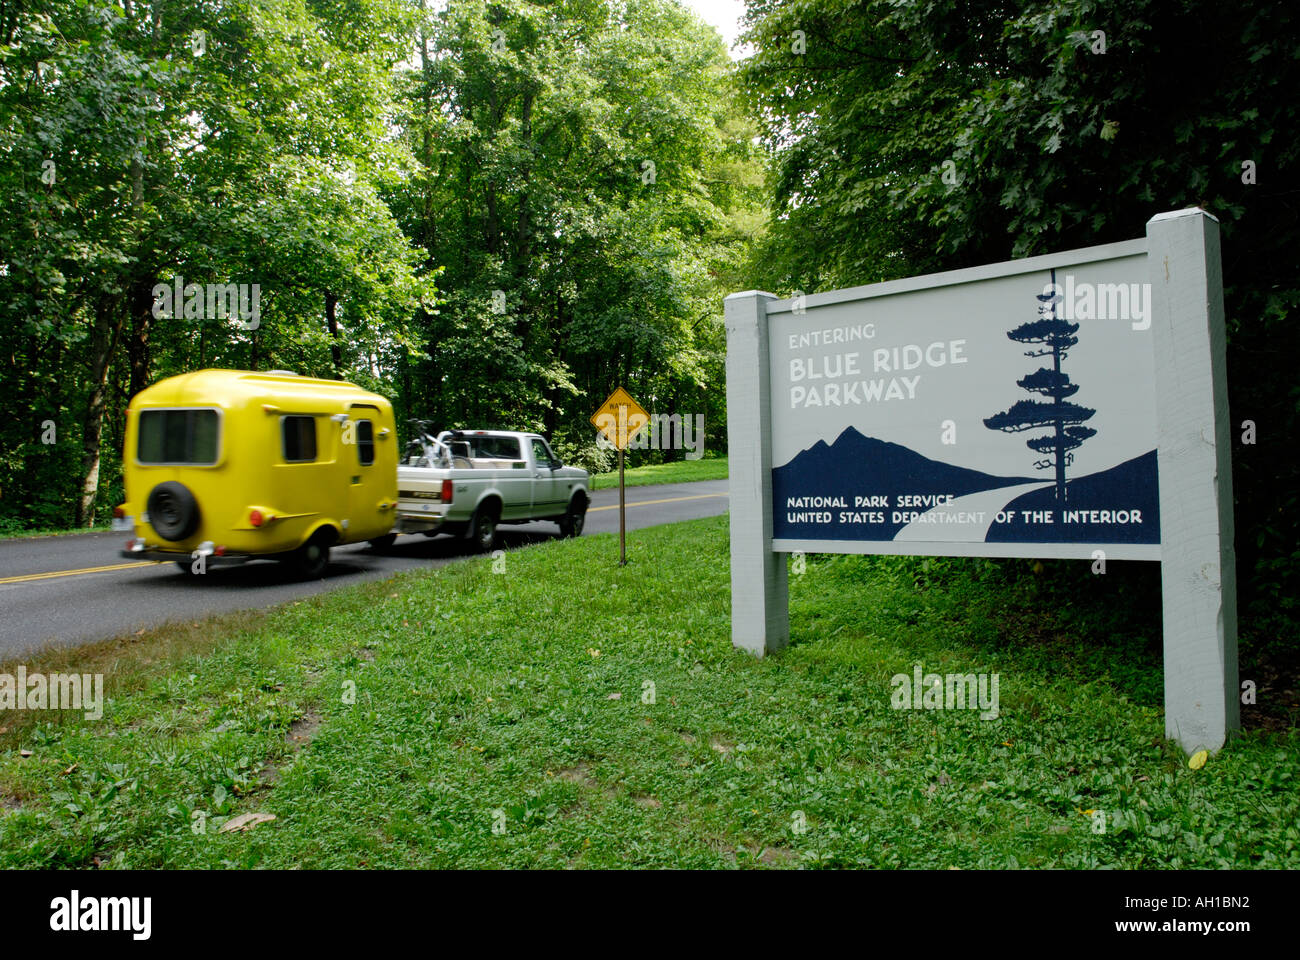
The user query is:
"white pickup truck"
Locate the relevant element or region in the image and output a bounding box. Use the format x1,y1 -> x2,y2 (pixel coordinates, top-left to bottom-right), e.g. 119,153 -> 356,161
389,426 -> 591,551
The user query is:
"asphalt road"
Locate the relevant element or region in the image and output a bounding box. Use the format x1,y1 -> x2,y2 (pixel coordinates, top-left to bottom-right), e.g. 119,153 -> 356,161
0,479 -> 728,659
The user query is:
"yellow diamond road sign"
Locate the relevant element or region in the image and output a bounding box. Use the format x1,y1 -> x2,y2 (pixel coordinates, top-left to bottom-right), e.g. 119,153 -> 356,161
590,387 -> 649,450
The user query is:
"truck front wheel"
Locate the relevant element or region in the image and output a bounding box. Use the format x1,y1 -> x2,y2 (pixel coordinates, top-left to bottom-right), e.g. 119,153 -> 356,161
559,496 -> 587,538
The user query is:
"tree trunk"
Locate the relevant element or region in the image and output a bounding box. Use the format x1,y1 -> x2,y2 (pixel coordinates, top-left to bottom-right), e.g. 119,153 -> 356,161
25,333 -> 42,443
544,385 -> 558,436
667,393 -> 680,462
485,184 -> 499,256
128,277 -> 153,400
76,295 -> 126,526
326,291 -> 341,376
47,324 -> 65,441
127,99 -> 151,400
1052,339 -> 1066,502
514,89 -> 534,278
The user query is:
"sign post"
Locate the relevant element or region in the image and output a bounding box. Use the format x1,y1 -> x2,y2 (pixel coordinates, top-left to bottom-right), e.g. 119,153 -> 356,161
723,291 -> 787,654
591,387 -> 649,566
725,208 -> 1237,755
1147,210 -> 1238,751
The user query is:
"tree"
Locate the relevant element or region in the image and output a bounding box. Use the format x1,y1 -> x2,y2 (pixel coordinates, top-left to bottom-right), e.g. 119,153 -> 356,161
0,0 -> 757,529
738,0 -> 1300,623
390,0 -> 763,460
984,271 -> 1096,501
0,0 -> 435,528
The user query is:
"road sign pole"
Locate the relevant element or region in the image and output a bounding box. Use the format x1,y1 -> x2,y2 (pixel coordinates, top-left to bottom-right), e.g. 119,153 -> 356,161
590,386 -> 647,569
618,405 -> 628,565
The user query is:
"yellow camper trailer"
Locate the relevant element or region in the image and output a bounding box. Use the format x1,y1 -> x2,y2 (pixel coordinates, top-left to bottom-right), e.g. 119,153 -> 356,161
115,369 -> 398,577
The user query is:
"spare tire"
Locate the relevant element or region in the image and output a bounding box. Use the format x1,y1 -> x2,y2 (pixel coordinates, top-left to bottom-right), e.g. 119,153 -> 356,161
146,481 -> 200,542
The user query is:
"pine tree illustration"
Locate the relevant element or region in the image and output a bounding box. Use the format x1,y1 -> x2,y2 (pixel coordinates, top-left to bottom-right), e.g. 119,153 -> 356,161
983,269 -> 1097,502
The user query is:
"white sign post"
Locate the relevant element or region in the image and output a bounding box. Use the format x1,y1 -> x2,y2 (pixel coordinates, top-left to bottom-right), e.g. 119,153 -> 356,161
724,290 -> 789,655
724,208 -> 1237,754
1148,210 -> 1238,752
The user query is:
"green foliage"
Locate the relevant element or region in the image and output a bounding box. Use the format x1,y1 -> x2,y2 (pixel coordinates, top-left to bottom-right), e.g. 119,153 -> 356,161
739,0 -> 1300,630
550,434 -> 617,475
390,0 -> 763,446
0,0 -> 437,527
0,0 -> 762,530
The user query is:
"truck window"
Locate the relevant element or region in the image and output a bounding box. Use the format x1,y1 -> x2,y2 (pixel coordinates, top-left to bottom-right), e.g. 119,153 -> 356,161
138,409 -> 220,465
355,419 -> 375,466
530,438 -> 555,465
470,436 -> 522,460
282,416 -> 317,462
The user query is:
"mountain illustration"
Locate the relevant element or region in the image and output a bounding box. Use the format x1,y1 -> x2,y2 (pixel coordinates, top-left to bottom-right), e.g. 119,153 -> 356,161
773,428 -> 1158,544
772,427 -> 1036,541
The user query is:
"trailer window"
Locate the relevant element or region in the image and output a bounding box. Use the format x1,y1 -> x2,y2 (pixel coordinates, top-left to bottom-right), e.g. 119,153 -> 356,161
137,409 -> 220,465
282,416 -> 317,462
355,419 -> 375,466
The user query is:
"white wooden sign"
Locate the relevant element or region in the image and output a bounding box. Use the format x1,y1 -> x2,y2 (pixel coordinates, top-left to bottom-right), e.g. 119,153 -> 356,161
724,209 -> 1237,755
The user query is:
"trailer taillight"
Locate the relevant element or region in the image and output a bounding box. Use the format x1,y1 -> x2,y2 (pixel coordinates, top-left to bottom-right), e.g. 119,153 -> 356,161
113,506 -> 125,519
249,509 -> 264,527
441,479 -> 453,503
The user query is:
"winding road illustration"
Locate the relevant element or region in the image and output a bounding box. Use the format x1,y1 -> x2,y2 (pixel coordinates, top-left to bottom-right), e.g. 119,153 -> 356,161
893,481 -> 1054,541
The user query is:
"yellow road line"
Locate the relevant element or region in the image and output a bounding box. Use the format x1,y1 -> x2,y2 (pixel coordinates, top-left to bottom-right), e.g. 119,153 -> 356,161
589,492 -> 727,513
3,494 -> 727,583
0,560 -> 160,585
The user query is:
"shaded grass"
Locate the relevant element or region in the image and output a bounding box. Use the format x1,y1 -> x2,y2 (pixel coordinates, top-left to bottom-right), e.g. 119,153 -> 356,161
590,456 -> 727,490
0,523 -> 111,540
0,515 -> 1294,869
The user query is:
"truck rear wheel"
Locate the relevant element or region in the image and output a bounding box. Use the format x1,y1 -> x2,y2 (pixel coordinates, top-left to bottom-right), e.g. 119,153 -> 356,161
467,505 -> 498,553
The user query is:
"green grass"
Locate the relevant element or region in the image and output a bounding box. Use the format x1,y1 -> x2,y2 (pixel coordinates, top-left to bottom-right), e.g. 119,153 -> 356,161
1,516 -> 1295,869
0,523 -> 110,540
590,456 -> 727,490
